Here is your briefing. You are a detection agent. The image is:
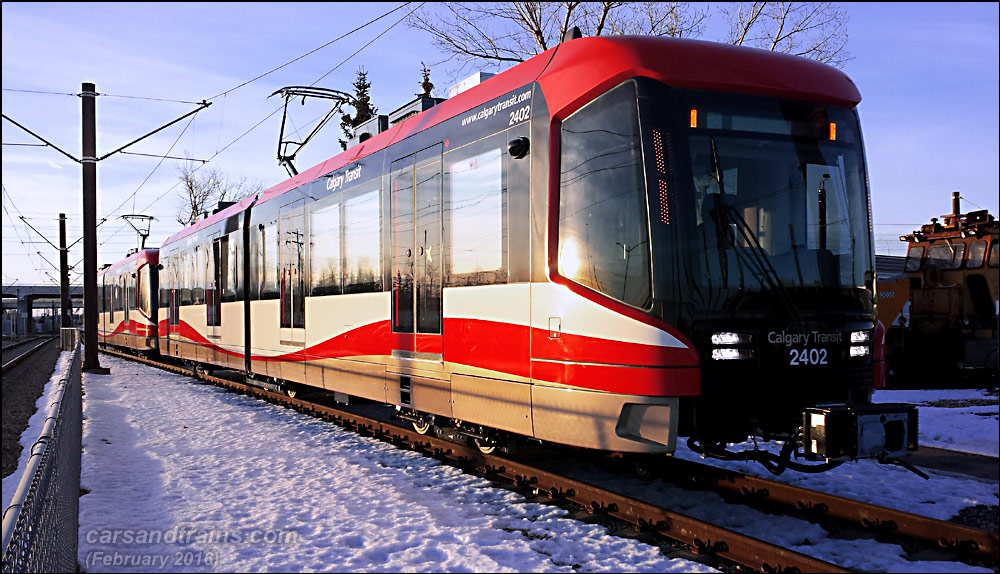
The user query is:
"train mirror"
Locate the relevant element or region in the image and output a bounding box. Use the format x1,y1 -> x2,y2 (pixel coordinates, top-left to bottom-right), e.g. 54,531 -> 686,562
508,137 -> 530,159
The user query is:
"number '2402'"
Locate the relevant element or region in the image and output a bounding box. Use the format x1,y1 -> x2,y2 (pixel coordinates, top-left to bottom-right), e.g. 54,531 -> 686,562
509,105 -> 530,125
789,348 -> 828,365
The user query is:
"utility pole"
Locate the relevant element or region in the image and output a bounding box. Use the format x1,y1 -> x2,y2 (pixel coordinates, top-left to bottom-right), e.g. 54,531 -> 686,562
4,85 -> 209,363
59,213 -> 71,328
81,82 -> 107,373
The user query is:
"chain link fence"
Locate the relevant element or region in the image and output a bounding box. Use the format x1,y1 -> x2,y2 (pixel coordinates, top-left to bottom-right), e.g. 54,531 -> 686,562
2,337 -> 82,573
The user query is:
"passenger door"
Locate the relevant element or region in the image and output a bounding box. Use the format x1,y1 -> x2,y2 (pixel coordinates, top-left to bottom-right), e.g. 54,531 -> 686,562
279,200 -> 306,347
207,233 -> 223,341
390,144 -> 443,358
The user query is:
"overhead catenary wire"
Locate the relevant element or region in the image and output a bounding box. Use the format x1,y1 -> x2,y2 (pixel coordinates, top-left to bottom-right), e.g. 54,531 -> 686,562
124,1 -> 425,224
96,2 -> 419,253
97,113 -> 201,247
2,185 -> 54,283
4,3 -> 421,283
205,2 -> 413,101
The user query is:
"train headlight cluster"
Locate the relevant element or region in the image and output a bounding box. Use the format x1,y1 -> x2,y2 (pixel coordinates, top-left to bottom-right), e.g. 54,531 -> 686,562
849,330 -> 870,358
710,332 -> 754,360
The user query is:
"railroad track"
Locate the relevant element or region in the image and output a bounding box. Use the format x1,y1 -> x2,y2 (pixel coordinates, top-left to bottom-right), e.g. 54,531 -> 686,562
99,347 -> 999,573
649,456 -> 998,562
1,336 -> 57,374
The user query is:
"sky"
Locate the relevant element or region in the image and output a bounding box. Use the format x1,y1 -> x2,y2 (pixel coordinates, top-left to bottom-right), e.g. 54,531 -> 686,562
4,352 -> 996,573
2,2 -> 998,287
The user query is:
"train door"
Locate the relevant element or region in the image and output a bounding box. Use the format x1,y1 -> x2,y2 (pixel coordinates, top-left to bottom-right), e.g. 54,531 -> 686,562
279,200 -> 306,347
166,253 -> 181,351
98,274 -> 106,342
207,233 -> 225,341
390,144 -> 443,358
121,273 -> 129,336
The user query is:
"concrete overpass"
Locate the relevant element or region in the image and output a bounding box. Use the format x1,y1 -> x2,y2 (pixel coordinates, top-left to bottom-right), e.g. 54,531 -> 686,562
1,283 -> 83,337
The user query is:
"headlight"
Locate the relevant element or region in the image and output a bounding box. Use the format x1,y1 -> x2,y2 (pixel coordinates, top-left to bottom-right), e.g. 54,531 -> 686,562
850,331 -> 870,344
711,332 -> 751,345
712,348 -> 753,361
850,345 -> 870,357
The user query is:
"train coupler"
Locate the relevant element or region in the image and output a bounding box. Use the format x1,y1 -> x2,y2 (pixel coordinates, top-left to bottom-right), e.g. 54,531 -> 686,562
801,403 -> 918,463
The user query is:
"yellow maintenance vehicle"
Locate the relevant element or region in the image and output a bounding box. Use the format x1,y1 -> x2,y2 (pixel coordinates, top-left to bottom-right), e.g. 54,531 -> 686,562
878,192 -> 998,386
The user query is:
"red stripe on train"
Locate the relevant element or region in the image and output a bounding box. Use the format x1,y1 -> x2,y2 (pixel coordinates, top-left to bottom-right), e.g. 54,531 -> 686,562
159,317 -> 700,396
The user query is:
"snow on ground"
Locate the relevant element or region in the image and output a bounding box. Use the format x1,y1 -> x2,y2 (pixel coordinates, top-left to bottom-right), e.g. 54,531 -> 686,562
874,388 -> 999,457
1,350 -> 73,511
5,351 -> 994,573
76,355 -> 713,573
662,385 -> 999,523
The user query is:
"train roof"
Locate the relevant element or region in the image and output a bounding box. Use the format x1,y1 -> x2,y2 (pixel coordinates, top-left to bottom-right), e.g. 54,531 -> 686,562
98,248 -> 159,277
162,35 -> 861,247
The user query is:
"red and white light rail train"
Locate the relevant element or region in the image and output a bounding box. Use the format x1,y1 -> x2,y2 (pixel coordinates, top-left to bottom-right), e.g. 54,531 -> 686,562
97,35 -> 918,474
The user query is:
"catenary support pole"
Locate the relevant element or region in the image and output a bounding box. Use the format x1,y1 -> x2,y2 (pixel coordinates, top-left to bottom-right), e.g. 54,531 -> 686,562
81,83 -> 107,373
59,213 -> 71,328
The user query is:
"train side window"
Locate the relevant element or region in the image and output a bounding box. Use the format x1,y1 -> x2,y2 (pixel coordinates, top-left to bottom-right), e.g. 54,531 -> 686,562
310,196 -> 343,296
926,243 -> 964,270
192,245 -> 206,304
112,278 -> 121,314
159,258 -> 170,311
344,188 -> 382,293
138,266 -> 151,316
225,230 -> 240,302
557,80 -> 651,309
122,276 -> 129,322
180,252 -> 193,306
259,223 -> 279,300
989,242 -> 999,268
903,245 -> 924,272
127,272 -> 137,311
965,240 -> 987,269
444,133 -> 508,286
279,204 -> 307,329
135,270 -> 143,314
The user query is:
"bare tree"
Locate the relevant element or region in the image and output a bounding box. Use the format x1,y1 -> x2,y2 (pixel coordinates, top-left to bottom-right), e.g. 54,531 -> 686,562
176,157 -> 263,226
408,2 -> 708,76
408,2 -> 850,75
721,2 -> 851,67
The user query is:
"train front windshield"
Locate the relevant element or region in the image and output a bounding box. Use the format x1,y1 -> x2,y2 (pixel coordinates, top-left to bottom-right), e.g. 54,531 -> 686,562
557,79 -> 875,334
671,89 -> 874,320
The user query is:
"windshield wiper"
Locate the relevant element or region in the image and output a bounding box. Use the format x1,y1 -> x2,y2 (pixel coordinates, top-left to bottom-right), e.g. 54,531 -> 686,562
719,204 -> 802,322
709,137 -> 801,322
708,138 -> 731,288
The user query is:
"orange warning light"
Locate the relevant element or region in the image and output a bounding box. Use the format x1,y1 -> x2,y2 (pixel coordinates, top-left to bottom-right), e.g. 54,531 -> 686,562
829,122 -> 837,141
690,109 -> 698,128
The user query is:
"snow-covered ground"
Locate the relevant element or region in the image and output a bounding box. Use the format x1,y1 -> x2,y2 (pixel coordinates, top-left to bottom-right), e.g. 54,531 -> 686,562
73,355 -> 712,573
874,388 -> 999,457
3,353 -> 997,573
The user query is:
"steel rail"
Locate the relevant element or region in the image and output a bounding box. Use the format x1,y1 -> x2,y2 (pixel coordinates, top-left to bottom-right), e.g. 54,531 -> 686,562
1,336 -> 56,374
653,457 -> 999,563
